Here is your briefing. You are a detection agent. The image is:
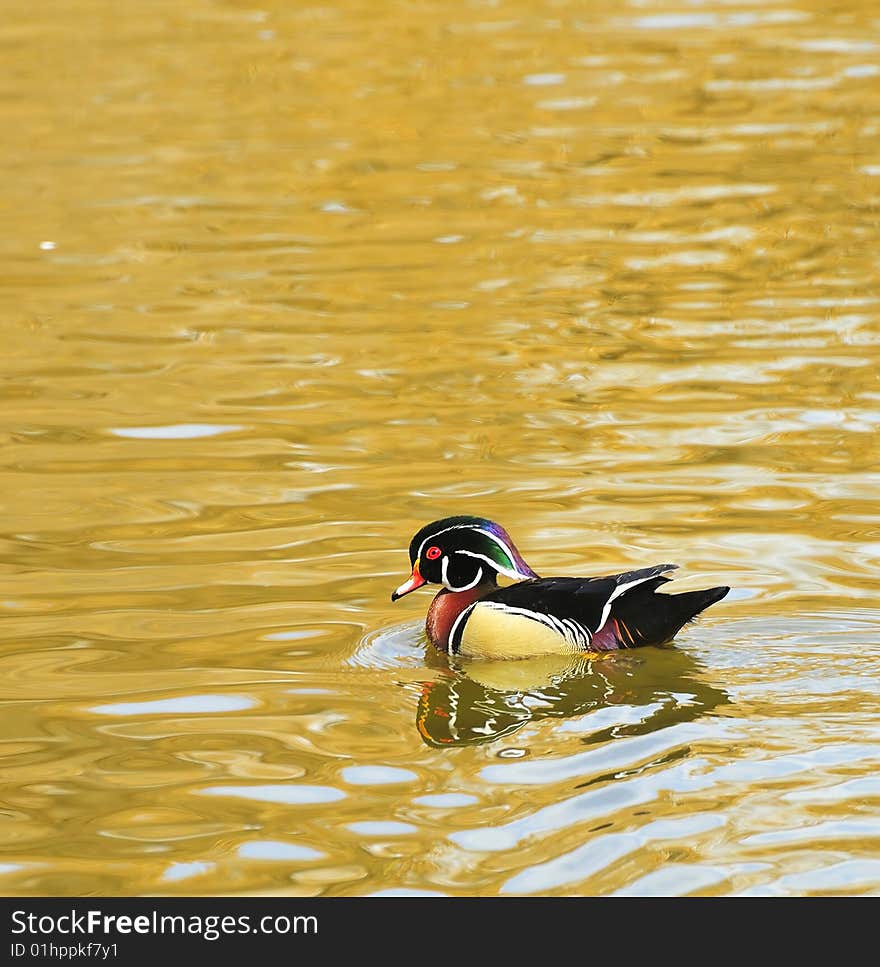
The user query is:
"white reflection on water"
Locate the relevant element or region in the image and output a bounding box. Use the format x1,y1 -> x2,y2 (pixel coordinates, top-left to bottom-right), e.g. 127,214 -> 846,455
238,841 -> 325,862
162,861 -> 215,882
347,822 -> 418,836
501,815 -> 726,894
737,860 -> 880,895
198,785 -> 346,804
91,694 -> 256,716
741,819 -> 880,846
340,766 -> 418,785
613,863 -> 751,897
783,776 -> 880,802
110,424 -> 243,439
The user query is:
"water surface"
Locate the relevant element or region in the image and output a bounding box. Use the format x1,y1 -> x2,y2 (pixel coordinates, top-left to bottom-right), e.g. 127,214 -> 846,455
1,0 -> 879,896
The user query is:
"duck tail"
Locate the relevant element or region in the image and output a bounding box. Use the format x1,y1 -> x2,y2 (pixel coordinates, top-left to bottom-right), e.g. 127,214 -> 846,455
614,584 -> 730,647
671,586 -> 731,623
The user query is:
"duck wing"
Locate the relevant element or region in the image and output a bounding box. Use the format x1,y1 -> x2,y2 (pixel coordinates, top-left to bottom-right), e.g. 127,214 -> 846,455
450,565 -> 680,656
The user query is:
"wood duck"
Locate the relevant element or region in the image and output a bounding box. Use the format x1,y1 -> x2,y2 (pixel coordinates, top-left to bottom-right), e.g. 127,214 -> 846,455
391,515 -> 730,660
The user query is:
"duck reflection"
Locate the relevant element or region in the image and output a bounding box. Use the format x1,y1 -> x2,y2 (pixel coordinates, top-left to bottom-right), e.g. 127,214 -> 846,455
414,647 -> 728,748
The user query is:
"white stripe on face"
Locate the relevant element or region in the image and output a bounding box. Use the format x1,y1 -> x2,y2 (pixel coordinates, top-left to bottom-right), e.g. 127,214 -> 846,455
416,524 -> 531,580
455,549 -> 532,582
441,554 -> 484,592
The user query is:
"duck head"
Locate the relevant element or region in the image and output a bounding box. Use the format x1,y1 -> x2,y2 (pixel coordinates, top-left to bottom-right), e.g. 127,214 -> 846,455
391,515 -> 538,601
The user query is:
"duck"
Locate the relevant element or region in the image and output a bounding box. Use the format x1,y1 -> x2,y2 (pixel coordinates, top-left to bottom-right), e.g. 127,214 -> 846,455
391,515 -> 729,660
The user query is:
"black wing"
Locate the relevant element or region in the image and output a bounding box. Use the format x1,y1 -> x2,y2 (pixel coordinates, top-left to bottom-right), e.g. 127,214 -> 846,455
482,565 -> 679,638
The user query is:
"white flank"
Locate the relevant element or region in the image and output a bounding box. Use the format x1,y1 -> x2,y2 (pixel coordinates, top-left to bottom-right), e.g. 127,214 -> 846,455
481,602 -> 592,650
456,602 -> 586,659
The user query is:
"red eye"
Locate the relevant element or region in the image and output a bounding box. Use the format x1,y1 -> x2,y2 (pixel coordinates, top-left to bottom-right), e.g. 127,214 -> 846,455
425,545 -> 442,560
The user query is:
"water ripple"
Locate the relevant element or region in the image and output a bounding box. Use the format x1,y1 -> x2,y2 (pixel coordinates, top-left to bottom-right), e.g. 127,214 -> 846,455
2,0 -> 880,898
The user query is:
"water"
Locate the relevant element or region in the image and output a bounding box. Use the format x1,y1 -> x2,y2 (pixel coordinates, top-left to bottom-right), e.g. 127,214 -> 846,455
1,0 -> 879,896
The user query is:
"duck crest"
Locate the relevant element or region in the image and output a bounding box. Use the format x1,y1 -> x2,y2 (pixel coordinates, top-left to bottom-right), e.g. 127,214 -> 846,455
427,584 -> 492,652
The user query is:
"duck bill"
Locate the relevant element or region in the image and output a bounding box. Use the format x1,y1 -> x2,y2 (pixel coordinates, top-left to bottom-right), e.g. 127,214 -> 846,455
391,562 -> 427,601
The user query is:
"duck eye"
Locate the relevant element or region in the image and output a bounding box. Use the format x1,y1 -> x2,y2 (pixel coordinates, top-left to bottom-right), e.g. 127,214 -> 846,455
425,545 -> 442,560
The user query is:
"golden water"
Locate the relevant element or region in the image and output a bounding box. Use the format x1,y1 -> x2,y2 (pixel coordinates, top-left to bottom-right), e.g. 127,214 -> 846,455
2,0 -> 880,896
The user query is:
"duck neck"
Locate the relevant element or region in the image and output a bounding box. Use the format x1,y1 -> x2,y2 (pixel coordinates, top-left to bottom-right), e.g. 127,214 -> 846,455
426,579 -> 496,652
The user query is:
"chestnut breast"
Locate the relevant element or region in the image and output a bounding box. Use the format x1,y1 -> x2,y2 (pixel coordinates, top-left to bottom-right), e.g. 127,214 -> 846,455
426,585 -> 492,652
